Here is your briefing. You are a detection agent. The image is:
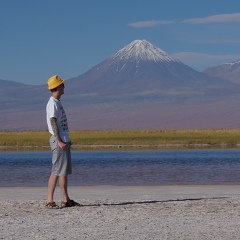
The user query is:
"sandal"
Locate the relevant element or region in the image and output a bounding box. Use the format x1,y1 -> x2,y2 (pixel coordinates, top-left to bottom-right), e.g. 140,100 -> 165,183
45,201 -> 59,209
61,199 -> 82,208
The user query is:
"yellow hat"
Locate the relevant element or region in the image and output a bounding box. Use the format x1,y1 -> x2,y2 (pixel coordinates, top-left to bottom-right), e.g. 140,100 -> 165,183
47,75 -> 64,90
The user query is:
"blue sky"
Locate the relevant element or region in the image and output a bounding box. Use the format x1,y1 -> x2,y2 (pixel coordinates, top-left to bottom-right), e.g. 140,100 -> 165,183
1,0 -> 240,85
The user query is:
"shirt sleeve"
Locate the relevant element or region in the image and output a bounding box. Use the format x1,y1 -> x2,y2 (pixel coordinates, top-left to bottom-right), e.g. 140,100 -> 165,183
47,99 -> 59,119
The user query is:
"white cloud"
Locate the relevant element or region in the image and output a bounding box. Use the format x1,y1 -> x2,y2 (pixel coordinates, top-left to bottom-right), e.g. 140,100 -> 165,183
182,13 -> 240,24
128,20 -> 173,28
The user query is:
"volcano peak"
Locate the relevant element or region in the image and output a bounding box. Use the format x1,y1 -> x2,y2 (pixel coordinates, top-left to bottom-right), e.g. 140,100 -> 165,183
110,39 -> 179,63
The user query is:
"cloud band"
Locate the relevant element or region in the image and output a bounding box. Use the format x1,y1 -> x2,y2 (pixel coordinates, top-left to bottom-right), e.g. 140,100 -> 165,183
128,13 -> 240,28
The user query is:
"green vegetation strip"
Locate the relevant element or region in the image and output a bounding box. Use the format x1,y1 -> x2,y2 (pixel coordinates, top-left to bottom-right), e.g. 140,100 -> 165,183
0,129 -> 240,151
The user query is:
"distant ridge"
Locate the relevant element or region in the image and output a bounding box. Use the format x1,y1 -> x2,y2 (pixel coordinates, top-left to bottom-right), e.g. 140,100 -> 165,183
203,59 -> 240,84
0,78 -> 29,88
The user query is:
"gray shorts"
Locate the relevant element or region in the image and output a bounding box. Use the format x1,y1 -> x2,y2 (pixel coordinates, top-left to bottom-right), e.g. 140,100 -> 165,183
49,135 -> 72,176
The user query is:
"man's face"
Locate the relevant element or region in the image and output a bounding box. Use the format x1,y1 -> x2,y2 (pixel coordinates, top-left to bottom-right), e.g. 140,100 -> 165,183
58,83 -> 65,95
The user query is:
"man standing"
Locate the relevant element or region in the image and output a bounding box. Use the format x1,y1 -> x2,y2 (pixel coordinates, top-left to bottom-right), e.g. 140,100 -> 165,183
45,75 -> 80,209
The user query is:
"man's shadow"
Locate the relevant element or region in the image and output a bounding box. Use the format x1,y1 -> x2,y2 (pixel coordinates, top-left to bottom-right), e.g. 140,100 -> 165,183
75,197 -> 229,208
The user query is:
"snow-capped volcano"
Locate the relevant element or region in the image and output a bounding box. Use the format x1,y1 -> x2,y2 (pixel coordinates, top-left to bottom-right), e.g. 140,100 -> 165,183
110,39 -> 179,63
67,39 -> 234,95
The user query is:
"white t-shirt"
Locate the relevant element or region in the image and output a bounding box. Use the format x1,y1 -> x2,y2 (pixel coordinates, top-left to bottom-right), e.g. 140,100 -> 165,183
46,96 -> 70,142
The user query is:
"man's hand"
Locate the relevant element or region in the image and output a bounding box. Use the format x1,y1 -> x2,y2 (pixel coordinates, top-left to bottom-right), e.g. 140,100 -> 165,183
58,141 -> 66,151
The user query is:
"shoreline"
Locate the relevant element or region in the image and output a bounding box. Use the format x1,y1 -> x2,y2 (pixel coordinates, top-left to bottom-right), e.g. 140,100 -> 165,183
1,143 -> 240,151
1,185 -> 240,201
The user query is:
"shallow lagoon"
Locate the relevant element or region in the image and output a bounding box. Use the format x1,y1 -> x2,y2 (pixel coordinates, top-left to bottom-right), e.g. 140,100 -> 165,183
1,149 -> 240,186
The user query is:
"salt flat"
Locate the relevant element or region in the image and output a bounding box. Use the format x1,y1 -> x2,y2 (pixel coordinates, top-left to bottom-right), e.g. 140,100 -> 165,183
1,185 -> 240,239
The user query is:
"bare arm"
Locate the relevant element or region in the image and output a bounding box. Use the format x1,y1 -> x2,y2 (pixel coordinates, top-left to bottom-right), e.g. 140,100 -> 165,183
50,117 -> 66,150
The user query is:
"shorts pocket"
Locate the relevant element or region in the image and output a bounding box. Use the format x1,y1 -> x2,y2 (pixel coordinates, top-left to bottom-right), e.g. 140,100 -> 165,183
49,136 -> 57,151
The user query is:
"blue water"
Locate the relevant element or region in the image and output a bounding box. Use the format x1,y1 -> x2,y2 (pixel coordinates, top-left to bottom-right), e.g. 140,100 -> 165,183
1,149 -> 240,186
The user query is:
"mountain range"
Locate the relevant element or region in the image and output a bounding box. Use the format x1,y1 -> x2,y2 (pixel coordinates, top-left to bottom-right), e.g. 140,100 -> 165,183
1,39 -> 240,130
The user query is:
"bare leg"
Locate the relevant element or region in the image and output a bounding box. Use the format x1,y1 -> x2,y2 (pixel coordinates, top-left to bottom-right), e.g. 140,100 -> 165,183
47,175 -> 58,203
59,175 -> 70,202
